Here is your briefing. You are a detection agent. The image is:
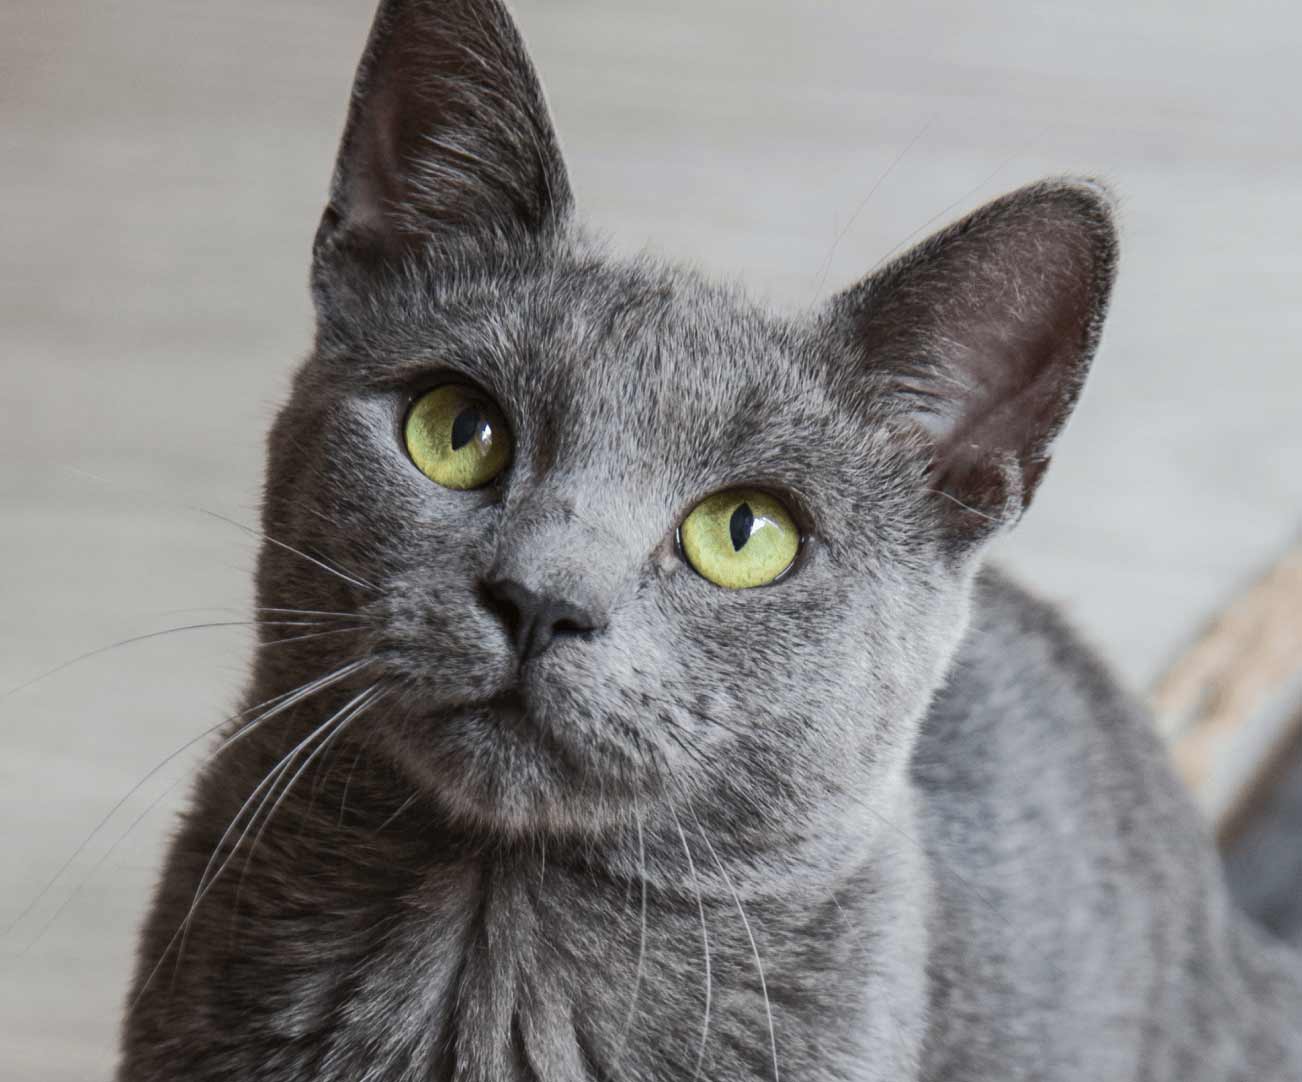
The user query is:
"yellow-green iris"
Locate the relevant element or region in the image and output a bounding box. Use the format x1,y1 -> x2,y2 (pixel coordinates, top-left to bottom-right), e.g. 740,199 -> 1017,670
404,385 -> 512,490
680,488 -> 800,589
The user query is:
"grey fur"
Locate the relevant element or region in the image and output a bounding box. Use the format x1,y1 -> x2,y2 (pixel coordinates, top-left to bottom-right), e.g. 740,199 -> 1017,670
118,1 -> 1302,1079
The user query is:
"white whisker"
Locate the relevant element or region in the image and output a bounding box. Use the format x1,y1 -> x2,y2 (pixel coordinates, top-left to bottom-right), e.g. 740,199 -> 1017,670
57,464 -> 377,593
812,120 -> 933,300
4,660 -> 367,943
231,685 -> 386,913
259,626 -> 370,650
195,507 -> 378,593
692,804 -> 780,1082
133,678 -> 376,1004
670,803 -> 712,1082
372,790 -> 419,835
2,621 -> 326,704
257,606 -> 373,621
614,806 -> 649,1064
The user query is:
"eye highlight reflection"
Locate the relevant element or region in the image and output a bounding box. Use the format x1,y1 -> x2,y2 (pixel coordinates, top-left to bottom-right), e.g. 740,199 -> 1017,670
680,488 -> 800,589
404,385 -> 512,490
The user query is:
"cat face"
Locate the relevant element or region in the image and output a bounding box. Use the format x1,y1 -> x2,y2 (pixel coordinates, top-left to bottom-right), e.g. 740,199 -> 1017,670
255,0 -> 1116,842
263,248 -> 965,838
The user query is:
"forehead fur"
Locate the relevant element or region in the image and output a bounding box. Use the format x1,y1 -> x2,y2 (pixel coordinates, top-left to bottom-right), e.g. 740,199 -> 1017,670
305,232 -> 931,568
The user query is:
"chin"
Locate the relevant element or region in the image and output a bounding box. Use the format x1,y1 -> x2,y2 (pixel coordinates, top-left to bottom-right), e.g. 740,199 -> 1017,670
385,692 -> 662,839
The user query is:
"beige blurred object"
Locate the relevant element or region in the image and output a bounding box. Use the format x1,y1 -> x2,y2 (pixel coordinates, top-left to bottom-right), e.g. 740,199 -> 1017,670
1154,540 -> 1302,835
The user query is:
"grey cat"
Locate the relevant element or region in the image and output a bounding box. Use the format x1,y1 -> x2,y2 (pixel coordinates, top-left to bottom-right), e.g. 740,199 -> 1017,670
117,1 -> 1302,1079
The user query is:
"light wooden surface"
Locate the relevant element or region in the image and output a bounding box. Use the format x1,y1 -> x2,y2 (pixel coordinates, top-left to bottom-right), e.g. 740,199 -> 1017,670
1155,541 -> 1302,826
2,1 -> 1300,1076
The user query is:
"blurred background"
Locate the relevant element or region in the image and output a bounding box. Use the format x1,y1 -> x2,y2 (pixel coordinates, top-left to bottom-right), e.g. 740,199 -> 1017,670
2,0 -> 1300,1076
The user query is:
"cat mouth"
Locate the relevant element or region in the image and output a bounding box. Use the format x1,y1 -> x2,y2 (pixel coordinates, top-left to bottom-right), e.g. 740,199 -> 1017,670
472,687 -> 600,777
476,687 -> 562,747
484,688 -> 528,724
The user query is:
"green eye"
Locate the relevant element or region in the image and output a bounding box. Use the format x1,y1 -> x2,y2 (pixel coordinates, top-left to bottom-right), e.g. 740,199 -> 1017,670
404,385 -> 512,490
680,488 -> 800,589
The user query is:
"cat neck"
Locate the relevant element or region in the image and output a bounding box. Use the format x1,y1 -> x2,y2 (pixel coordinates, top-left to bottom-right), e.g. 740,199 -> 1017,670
164,689 -> 935,1081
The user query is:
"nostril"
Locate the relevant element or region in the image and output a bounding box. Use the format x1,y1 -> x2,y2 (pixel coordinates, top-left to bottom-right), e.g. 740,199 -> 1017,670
479,578 -> 525,638
550,609 -> 601,638
529,601 -> 602,659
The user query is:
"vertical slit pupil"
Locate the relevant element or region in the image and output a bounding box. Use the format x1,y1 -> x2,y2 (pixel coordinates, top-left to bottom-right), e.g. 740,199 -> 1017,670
450,405 -> 484,452
729,502 -> 755,552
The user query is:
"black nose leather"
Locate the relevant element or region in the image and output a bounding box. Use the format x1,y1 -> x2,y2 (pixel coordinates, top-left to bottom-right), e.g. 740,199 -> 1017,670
483,577 -> 605,661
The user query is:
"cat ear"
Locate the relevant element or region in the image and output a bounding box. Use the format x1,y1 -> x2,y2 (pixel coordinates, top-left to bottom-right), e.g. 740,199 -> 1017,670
828,179 -> 1118,545
313,0 -> 572,275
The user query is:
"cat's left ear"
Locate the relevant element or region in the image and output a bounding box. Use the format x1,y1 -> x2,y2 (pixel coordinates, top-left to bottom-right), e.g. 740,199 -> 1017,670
313,0 -> 571,279
827,179 -> 1118,547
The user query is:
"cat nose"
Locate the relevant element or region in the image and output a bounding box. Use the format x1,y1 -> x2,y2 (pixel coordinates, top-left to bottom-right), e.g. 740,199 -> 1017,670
481,576 -> 606,661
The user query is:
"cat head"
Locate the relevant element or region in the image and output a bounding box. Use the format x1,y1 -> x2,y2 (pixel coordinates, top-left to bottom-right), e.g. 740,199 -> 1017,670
258,0 -> 1117,843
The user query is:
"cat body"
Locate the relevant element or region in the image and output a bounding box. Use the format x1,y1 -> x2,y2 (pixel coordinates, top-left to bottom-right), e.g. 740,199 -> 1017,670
917,573 -> 1302,1079
118,1 -> 1302,1078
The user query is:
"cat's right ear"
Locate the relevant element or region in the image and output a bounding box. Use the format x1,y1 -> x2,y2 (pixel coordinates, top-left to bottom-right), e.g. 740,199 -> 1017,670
312,0 -> 572,285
